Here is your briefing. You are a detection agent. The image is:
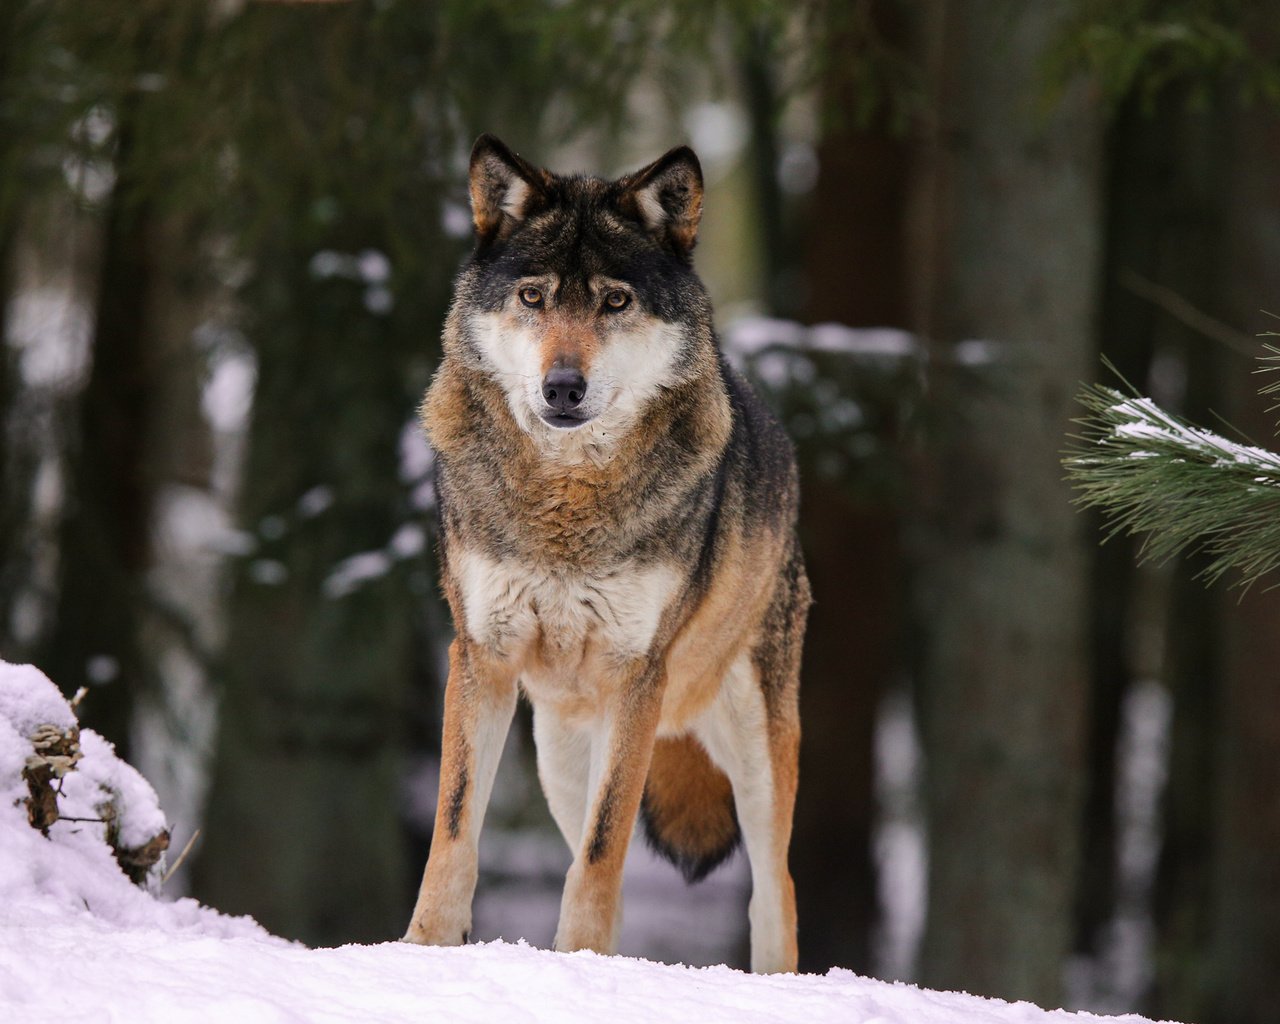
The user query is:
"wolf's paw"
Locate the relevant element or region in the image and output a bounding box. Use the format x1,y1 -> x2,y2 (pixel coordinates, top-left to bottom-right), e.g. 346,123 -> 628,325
552,911 -> 616,956
402,915 -> 470,947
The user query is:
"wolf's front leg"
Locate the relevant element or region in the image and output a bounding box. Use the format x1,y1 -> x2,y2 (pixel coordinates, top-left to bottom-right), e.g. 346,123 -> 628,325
405,640 -> 516,946
553,668 -> 665,955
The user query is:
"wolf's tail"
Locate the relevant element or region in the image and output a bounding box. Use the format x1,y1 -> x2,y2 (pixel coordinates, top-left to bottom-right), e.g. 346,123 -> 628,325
640,734 -> 741,883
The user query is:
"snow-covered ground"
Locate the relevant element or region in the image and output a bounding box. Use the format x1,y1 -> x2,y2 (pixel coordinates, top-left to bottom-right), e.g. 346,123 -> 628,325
0,659 -> 1179,1024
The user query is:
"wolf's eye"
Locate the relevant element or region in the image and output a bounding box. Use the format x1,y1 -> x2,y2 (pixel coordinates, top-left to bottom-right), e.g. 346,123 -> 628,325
519,286 -> 544,308
604,290 -> 630,311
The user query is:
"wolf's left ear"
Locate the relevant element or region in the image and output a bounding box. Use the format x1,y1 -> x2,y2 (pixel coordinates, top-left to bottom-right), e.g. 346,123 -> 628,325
617,146 -> 703,256
469,134 -> 547,240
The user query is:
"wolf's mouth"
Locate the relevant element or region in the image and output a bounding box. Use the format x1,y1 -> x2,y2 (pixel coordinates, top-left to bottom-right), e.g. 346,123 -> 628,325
541,411 -> 592,430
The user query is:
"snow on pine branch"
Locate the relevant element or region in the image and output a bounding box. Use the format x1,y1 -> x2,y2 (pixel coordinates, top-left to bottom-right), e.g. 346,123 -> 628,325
1065,383 -> 1280,588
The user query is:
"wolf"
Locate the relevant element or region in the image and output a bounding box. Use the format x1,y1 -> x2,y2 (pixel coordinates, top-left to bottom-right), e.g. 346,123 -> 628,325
403,134 -> 810,974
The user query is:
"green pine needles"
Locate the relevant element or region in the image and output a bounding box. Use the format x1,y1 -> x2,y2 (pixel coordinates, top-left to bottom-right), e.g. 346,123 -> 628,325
1065,349 -> 1280,589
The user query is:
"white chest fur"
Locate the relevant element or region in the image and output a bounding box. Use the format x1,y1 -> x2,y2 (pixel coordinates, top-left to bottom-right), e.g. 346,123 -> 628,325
454,548 -> 680,674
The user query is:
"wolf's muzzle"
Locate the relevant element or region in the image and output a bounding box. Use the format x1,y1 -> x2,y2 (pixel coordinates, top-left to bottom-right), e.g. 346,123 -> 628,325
541,366 -> 588,428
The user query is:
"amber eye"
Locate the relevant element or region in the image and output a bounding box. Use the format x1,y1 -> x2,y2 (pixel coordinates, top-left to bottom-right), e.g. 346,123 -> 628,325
519,286 -> 544,308
604,290 -> 630,311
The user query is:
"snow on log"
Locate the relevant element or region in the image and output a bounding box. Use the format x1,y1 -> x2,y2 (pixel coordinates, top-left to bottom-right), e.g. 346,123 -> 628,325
1,661 -> 170,882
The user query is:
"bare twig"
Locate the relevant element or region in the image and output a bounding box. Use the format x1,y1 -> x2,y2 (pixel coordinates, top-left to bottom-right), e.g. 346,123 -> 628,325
1118,268 -> 1259,356
162,828 -> 202,885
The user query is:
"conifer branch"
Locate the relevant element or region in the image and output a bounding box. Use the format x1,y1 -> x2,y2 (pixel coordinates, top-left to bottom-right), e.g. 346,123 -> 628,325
1064,375 -> 1280,589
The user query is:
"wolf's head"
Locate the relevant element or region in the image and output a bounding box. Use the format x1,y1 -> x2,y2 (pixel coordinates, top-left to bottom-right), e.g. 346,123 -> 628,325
444,134 -> 716,452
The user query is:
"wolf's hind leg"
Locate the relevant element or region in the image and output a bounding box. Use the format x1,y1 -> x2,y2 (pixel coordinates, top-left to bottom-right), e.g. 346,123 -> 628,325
532,704 -> 591,851
405,639 -> 517,946
536,705 -> 623,949
695,649 -> 800,974
553,663 -> 666,956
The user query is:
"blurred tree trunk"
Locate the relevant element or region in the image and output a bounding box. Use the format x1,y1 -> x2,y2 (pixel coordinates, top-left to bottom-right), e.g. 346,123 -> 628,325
1076,94 -> 1227,970
908,0 -> 1101,1004
791,0 -> 914,974
1138,105 -> 1231,1020
741,24 -> 793,321
1072,98 -> 1158,960
191,5 -> 438,944
1208,537 -> 1280,1024
195,243 -> 414,944
39,106 -> 155,755
0,2 -> 14,645
1155,546 -> 1221,1014
793,493 -> 900,974
0,220 -> 17,653
1202,97 -> 1280,1024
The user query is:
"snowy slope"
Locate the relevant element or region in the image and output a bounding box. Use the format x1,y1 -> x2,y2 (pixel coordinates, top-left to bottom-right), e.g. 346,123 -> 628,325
0,660 -> 1179,1024
4,926 -> 1178,1024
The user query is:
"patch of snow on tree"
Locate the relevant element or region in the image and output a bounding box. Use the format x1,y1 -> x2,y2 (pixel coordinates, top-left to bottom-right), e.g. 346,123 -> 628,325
1110,396 -> 1280,473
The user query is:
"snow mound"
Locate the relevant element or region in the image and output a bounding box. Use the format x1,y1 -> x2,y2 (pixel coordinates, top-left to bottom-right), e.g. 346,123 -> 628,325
0,662 -> 78,737
0,659 -> 1180,1023
0,660 -> 269,939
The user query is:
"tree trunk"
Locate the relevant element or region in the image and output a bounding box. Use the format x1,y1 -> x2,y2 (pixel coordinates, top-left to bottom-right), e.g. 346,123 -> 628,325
39,109 -> 155,756
1076,93 -> 1225,975
908,0 -> 1102,1004
1073,98 -> 1160,960
193,237 -> 417,943
189,7 -> 446,943
793,489 -> 900,974
0,1 -> 15,642
1201,95 -> 1280,1024
1075,88 -> 1234,1021
788,0 -> 915,976
0,217 -> 18,652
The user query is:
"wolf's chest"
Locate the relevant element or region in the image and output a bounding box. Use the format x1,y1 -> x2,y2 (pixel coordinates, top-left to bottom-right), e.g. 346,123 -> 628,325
454,548 -> 680,670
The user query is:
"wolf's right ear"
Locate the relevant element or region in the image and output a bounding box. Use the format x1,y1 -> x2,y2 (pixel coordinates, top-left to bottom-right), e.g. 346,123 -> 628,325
469,134 -> 547,240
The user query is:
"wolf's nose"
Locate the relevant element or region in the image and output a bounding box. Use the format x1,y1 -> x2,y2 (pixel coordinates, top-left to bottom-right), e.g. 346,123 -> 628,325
542,367 -> 587,412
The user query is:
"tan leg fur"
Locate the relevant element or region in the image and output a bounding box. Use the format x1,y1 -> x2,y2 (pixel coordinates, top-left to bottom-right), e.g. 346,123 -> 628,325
405,640 -> 517,946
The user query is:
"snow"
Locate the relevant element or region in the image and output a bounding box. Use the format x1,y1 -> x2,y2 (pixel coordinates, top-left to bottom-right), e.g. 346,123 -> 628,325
954,339 -> 1000,366
321,521 -> 429,599
307,249 -> 395,315
722,316 -> 916,361
297,485 -> 336,518
0,663 -> 264,943
323,549 -> 394,597
442,200 -> 473,239
0,663 -> 77,736
2,930 -> 1177,1024
247,558 -> 288,585
389,523 -> 427,558
872,689 -> 927,980
201,347 -> 256,434
399,418 -> 435,483
1109,395 -> 1280,474
5,285 -> 93,390
0,659 -> 1181,1023
683,101 -> 750,184
1064,681 -> 1172,1011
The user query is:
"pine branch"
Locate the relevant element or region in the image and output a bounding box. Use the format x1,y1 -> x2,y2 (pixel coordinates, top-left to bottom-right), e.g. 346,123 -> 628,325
1064,381 -> 1280,589
1254,339 -> 1280,427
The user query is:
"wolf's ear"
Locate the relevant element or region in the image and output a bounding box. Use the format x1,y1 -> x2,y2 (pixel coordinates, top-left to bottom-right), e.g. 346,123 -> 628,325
617,146 -> 703,256
469,134 -> 547,240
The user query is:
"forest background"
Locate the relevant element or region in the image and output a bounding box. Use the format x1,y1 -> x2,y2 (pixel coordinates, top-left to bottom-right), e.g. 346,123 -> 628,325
2,2 -> 1278,1022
